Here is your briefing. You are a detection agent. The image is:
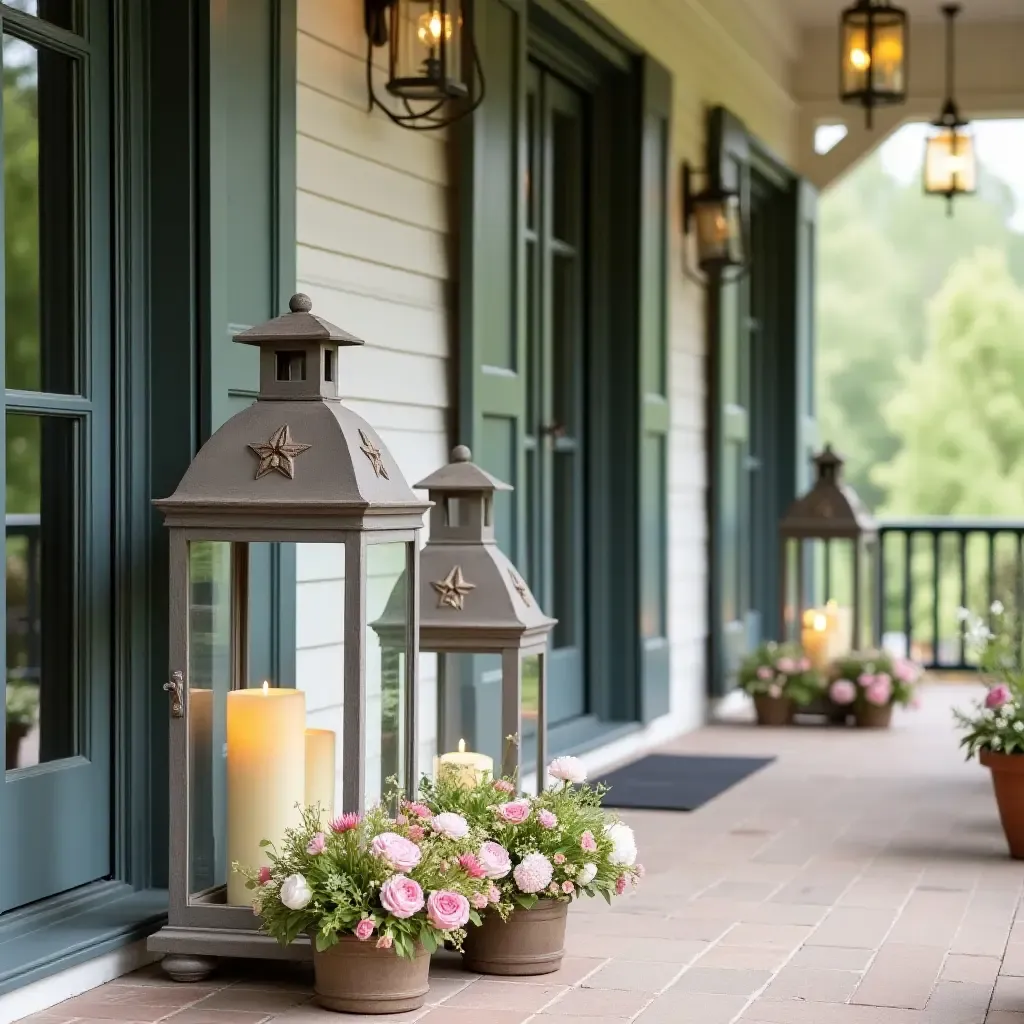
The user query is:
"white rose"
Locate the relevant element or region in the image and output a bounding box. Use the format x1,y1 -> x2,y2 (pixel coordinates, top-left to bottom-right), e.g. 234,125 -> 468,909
280,873 -> 313,910
431,811 -> 470,840
577,863 -> 598,886
547,756 -> 587,785
605,822 -> 637,866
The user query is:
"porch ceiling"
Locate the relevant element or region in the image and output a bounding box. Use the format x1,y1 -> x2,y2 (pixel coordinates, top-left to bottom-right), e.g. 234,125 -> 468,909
783,0 -> 1022,26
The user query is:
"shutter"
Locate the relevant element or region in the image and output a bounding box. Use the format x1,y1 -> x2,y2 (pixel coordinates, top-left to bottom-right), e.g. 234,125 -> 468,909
636,55 -> 672,723
794,179 -> 819,493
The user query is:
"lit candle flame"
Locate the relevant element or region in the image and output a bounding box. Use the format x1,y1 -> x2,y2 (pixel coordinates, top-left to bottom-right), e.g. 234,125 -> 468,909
262,681 -> 269,695
812,613 -> 828,632
458,738 -> 466,754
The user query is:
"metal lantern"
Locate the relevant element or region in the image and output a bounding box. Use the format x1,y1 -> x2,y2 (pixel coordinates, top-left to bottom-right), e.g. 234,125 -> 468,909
779,445 -> 877,667
374,446 -> 555,791
839,0 -> 908,129
682,161 -> 744,276
147,294 -> 428,981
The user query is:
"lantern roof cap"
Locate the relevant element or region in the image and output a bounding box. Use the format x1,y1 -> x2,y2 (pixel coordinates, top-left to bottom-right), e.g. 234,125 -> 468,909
415,446 -> 513,493
233,292 -> 365,348
780,443 -> 877,540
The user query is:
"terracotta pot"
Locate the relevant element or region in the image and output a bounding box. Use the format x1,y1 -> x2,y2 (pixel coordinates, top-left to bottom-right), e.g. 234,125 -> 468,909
981,750 -> 1024,859
854,703 -> 892,729
753,694 -> 793,727
312,935 -> 430,1014
462,899 -> 568,976
5,723 -> 28,770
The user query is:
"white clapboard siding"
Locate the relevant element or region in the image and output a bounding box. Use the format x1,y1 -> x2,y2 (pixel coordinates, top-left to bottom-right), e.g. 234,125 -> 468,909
295,0 -> 452,805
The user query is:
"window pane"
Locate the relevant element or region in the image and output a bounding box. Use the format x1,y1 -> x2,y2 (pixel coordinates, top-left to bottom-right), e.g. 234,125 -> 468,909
4,35 -> 77,393
1,1 -> 76,33
5,412 -> 76,770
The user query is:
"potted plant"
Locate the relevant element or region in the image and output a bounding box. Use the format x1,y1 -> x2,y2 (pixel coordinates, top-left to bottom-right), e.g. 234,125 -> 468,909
236,803 -> 491,1014
827,649 -> 920,728
418,756 -> 642,976
954,602 -> 1024,858
5,682 -> 37,770
738,642 -> 823,726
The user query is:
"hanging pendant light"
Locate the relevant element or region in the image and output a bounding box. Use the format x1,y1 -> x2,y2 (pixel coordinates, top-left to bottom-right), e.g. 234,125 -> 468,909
839,0 -> 909,129
923,3 -> 976,215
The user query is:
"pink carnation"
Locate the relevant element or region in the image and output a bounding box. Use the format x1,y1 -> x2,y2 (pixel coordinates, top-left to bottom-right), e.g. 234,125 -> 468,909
488,883 -> 501,903
580,830 -> 598,852
354,918 -> 375,941
857,672 -> 875,687
379,875 -> 424,918
777,657 -> 796,673
513,853 -> 554,894
538,809 -> 558,829
306,832 -> 326,855
458,853 -> 487,879
330,812 -> 360,834
548,882 -> 560,895
829,679 -> 857,705
553,853 -> 566,865
471,891 -> 489,909
756,666 -> 773,681
427,890 -> 470,931
407,825 -> 425,841
493,779 -> 515,794
987,684 -> 1012,709
404,801 -> 432,819
371,832 -> 422,872
865,677 -> 892,707
395,814 -> 408,825
376,934 -> 393,950
257,866 -> 272,885
615,875 -> 628,895
562,880 -> 575,894
494,799 -> 531,825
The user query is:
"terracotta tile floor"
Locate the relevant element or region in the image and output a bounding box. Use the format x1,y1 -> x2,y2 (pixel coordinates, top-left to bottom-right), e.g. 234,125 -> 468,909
20,682 -> 1024,1024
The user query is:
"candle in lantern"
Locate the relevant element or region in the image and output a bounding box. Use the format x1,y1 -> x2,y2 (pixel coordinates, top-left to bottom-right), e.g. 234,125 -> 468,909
437,738 -> 493,787
226,681 -> 306,906
305,728 -> 336,825
801,610 -> 831,670
824,599 -> 853,658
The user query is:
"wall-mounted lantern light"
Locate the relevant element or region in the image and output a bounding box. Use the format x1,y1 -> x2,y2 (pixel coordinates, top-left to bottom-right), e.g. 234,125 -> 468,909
923,3 -> 975,215
839,0 -> 908,129
681,161 -> 745,282
364,0 -> 484,130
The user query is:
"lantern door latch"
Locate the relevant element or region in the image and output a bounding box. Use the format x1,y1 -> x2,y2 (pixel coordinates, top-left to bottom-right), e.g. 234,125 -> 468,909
163,671 -> 184,718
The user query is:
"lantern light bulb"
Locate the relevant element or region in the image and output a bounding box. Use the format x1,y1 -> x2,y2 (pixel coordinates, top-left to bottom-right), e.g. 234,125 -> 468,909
262,680 -> 269,695
849,47 -> 870,71
458,738 -> 466,753
417,9 -> 453,45
813,613 -> 828,632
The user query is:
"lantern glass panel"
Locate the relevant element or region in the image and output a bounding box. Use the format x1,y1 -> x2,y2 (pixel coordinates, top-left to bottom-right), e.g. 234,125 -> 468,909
694,193 -> 743,268
391,0 -> 465,101
364,540 -> 412,809
841,9 -> 905,97
924,128 -> 977,195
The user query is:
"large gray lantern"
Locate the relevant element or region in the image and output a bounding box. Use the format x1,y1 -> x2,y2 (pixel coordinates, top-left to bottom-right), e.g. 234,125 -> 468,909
374,446 -> 555,790
148,294 -> 428,981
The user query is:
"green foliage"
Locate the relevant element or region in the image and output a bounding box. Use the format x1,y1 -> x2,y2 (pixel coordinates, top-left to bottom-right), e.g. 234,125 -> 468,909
5,680 -> 37,726
736,642 -> 824,706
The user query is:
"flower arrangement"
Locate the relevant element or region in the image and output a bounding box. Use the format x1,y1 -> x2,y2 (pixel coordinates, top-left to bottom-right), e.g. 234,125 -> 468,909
416,756 -> 642,918
236,803 -> 493,959
737,642 -> 823,706
5,682 -> 38,728
953,602 -> 1024,758
826,649 -> 921,710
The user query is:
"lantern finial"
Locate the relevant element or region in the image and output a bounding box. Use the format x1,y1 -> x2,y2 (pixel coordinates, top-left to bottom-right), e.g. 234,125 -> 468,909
452,444 -> 472,463
289,292 -> 313,313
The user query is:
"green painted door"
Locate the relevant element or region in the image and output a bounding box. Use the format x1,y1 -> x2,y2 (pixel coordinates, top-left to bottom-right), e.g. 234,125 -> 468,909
1,0 -> 113,910
523,61 -> 587,726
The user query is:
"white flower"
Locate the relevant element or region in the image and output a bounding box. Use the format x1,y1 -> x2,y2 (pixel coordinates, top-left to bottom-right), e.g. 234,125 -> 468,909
513,853 -> 554,893
431,812 -> 470,840
992,600 -> 1005,616
548,756 -> 587,784
577,863 -> 598,886
1013,721 -> 1023,733
280,874 -> 313,910
605,822 -> 637,866
956,606 -> 971,622
993,735 -> 1003,749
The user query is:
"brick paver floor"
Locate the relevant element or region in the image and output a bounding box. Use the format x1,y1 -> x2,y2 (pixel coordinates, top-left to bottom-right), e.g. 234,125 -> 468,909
20,682 -> 1024,1024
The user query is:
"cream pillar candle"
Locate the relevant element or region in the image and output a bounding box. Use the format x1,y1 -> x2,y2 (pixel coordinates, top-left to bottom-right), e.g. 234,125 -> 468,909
801,610 -> 830,671
305,728 -> 336,825
825,600 -> 853,658
226,682 -> 306,906
438,738 -> 493,787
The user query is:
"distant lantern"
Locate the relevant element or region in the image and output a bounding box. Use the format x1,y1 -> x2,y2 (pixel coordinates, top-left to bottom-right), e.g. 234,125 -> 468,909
779,445 -> 877,667
682,161 -> 745,278
839,0 -> 908,129
373,446 -> 556,790
148,294 -> 428,981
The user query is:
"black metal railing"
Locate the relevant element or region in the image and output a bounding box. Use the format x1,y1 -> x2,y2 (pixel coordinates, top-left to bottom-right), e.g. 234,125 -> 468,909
6,513 -> 42,684
876,518 -> 1024,670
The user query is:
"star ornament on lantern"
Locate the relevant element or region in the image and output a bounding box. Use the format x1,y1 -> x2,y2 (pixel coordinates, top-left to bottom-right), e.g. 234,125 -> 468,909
508,569 -> 531,607
248,424 -> 311,480
358,428 -> 389,480
432,565 -> 476,611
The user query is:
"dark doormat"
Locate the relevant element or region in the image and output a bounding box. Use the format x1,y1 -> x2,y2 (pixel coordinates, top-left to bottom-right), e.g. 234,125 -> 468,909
594,753 -> 775,812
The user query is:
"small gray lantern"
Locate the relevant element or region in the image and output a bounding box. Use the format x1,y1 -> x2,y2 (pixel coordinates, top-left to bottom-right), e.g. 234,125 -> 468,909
148,294 -> 428,981
779,445 -> 877,662
374,446 -> 555,789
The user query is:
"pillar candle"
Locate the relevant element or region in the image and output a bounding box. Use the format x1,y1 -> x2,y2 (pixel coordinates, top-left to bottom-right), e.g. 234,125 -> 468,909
305,728 -> 336,825
801,610 -> 831,671
226,683 -> 306,906
825,600 -> 853,658
438,738 -> 493,787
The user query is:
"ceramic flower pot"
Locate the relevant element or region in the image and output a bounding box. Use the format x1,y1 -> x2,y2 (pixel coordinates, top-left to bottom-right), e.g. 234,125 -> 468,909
854,702 -> 892,729
981,750 -> 1024,859
5,722 -> 28,770
312,936 -> 430,1014
461,899 -> 568,976
753,694 -> 794,727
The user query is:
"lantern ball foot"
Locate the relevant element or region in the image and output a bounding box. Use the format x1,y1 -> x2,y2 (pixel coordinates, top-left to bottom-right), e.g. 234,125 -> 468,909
160,953 -> 220,983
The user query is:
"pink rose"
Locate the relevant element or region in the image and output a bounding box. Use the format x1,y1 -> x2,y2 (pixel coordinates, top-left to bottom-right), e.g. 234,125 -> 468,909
581,831 -> 597,852
478,841 -> 512,879
471,891 -> 489,909
371,832 -> 422,872
857,672 -> 875,687
404,802 -> 432,819
777,657 -> 796,673
330,812 -> 360,834
756,666 -> 773,681
493,779 -> 515,794
379,875 -> 424,919
768,683 -> 783,699
494,799 -> 531,825
548,882 -> 560,895
561,880 -> 574,894
257,866 -> 272,885
376,934 -> 393,950
553,853 -> 566,865
488,883 -> 501,903
865,677 -> 892,707
407,825 -> 425,841
426,890 -> 470,931
431,812 -> 470,840
894,658 -> 919,683
797,657 -> 811,672
458,853 -> 487,879
829,679 -> 857,705
306,832 -> 326,855
538,809 -> 558,829
875,672 -> 892,688
615,875 -> 628,895
987,684 -> 1012,709
354,918 -> 375,941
